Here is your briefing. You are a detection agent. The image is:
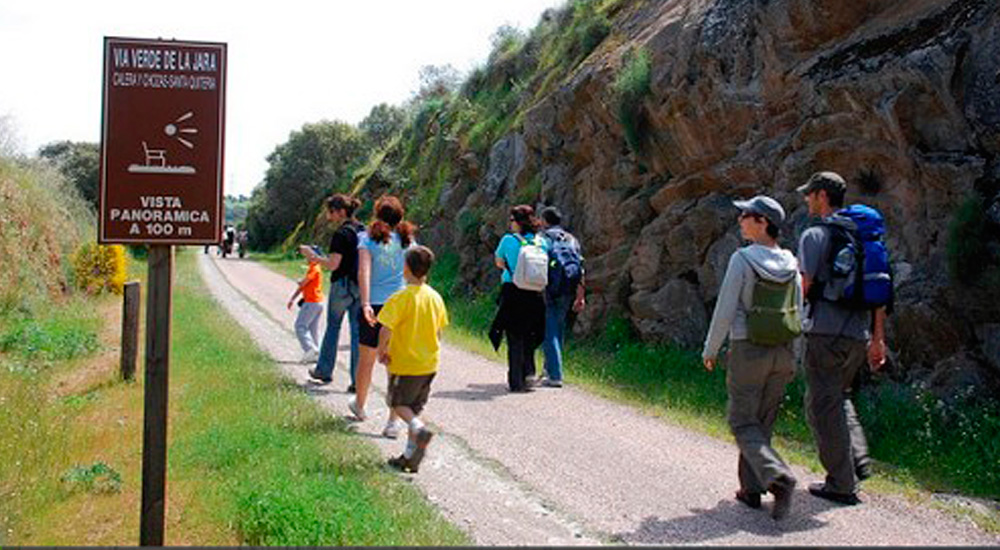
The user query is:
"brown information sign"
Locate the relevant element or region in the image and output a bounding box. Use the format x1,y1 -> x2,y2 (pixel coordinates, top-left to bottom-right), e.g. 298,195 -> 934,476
99,37 -> 227,244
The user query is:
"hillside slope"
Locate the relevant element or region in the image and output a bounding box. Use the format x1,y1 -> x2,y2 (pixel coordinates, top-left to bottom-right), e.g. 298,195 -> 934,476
359,0 -> 1000,395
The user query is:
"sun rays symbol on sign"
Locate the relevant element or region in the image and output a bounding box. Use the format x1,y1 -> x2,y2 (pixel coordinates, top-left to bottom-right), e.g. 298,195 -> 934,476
163,111 -> 198,149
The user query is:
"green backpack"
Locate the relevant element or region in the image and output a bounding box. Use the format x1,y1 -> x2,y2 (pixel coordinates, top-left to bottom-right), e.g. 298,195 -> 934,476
740,250 -> 802,346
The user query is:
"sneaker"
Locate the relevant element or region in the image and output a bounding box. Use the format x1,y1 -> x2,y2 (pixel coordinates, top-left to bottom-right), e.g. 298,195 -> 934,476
541,378 -> 563,388
382,420 -> 403,439
307,368 -> 332,384
406,428 -> 434,472
769,477 -> 796,520
808,482 -> 860,505
347,396 -> 367,421
301,349 -> 320,363
735,489 -> 762,509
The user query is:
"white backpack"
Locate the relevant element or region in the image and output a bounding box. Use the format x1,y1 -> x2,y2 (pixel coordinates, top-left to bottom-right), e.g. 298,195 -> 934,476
511,234 -> 548,291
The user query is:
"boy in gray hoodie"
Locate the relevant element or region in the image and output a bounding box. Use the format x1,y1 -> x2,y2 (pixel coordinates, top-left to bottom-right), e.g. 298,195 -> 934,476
702,195 -> 802,520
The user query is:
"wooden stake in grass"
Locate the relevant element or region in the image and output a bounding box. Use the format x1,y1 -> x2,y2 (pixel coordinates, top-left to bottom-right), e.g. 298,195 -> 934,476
121,281 -> 141,381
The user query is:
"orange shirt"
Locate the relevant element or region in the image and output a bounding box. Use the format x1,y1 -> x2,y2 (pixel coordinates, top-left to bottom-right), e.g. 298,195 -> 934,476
302,262 -> 324,303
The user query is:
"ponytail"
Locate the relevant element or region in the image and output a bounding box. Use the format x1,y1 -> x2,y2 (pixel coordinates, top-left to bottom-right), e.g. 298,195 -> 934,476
368,195 -> 416,246
326,193 -> 360,219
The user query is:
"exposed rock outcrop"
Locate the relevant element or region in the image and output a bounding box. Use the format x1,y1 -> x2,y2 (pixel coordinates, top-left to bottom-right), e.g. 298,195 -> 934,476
422,0 -> 1000,394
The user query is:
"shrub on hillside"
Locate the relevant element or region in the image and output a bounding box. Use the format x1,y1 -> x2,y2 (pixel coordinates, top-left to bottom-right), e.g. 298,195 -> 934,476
614,47 -> 652,154
71,243 -> 126,295
566,0 -> 611,63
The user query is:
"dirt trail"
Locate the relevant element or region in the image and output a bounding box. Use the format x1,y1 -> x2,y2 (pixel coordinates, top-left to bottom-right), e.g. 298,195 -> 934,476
199,252 -> 998,546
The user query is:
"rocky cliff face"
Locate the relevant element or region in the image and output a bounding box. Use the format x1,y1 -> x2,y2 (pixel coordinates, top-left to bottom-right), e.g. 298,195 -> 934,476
423,0 -> 1000,398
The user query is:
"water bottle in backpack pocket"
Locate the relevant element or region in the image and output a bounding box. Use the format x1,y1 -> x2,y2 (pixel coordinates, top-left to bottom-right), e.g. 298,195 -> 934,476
817,204 -> 893,310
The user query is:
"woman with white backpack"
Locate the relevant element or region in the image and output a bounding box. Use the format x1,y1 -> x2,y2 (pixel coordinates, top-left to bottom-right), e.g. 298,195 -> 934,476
491,205 -> 549,392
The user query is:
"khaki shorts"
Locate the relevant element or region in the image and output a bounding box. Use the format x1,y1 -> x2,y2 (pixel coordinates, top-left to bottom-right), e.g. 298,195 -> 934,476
387,373 -> 436,415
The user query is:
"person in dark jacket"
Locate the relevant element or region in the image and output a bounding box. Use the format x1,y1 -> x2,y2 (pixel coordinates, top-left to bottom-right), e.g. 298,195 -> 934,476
491,205 -> 548,392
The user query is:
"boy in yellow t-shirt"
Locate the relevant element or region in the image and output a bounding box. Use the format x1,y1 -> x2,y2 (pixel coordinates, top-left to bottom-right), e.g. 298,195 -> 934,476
377,245 -> 449,473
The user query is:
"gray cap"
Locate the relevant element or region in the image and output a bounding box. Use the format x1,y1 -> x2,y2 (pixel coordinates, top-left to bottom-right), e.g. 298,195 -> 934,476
733,195 -> 786,225
797,171 -> 847,195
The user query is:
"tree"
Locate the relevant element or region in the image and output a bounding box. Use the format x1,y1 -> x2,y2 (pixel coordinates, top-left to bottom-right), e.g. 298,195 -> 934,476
38,140 -> 100,209
414,64 -> 461,102
244,120 -> 369,250
360,103 -> 407,149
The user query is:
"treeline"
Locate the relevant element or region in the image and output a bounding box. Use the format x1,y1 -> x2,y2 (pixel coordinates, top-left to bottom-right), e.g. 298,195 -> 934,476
243,99 -> 414,251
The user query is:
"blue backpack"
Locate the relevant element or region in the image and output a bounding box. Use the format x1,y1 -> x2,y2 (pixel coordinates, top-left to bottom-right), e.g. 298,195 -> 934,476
814,204 -> 893,310
544,228 -> 583,298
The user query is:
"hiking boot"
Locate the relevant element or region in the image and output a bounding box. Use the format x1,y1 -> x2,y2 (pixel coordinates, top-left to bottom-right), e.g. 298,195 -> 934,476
735,489 -> 762,509
808,482 -> 860,505
382,420 -> 403,439
406,428 -> 434,472
856,461 -> 872,482
347,396 -> 367,421
387,454 -> 416,473
307,368 -> 332,384
769,477 -> 796,520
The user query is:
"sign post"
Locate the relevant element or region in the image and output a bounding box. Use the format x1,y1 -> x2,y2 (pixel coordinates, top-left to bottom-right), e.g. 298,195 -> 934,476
99,36 -> 226,546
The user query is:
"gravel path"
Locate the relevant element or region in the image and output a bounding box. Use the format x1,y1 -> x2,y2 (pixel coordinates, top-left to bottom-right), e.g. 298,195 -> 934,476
198,252 -> 999,546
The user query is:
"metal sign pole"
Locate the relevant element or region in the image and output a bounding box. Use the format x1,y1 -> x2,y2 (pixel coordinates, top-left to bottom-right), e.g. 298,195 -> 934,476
140,244 -> 173,546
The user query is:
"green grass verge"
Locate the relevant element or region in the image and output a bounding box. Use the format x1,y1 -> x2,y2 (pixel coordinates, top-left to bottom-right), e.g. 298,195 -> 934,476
0,297 -> 106,545
168,249 -> 469,545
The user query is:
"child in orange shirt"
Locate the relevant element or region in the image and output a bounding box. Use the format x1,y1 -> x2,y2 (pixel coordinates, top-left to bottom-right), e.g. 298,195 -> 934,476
287,246 -> 325,363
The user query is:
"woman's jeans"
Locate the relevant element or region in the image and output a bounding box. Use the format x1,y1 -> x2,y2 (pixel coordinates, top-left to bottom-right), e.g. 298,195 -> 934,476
315,278 -> 360,384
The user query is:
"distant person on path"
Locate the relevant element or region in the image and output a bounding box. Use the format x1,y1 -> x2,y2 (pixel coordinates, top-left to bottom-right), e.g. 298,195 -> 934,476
490,205 -> 548,392
287,246 -> 325,364
702,195 -> 801,520
378,245 -> 449,473
797,171 -> 886,506
350,195 -> 417,438
303,194 -> 364,392
538,206 -> 586,388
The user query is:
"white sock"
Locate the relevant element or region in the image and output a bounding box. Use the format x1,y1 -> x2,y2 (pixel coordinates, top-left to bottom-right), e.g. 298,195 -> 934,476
403,440 -> 417,459
409,417 -> 425,432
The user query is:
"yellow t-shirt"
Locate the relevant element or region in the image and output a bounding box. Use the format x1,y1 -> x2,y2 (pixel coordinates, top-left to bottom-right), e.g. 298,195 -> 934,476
377,283 -> 449,376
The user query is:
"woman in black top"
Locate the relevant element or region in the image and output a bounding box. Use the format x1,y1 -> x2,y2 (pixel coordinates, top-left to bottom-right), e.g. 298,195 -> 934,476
302,194 -> 363,389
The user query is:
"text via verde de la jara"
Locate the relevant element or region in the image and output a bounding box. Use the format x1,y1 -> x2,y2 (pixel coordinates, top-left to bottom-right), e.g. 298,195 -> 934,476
111,47 -> 218,91
110,196 -> 211,238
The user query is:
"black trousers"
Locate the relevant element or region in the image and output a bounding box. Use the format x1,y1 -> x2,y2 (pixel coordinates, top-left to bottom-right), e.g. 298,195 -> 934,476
506,329 -> 537,391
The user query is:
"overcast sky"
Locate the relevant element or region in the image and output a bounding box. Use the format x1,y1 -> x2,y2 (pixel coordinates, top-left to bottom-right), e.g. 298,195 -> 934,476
0,0 -> 565,197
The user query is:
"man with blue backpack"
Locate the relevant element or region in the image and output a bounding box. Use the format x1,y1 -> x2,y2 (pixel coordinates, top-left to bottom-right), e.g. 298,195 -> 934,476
539,206 -> 586,388
797,171 -> 891,506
